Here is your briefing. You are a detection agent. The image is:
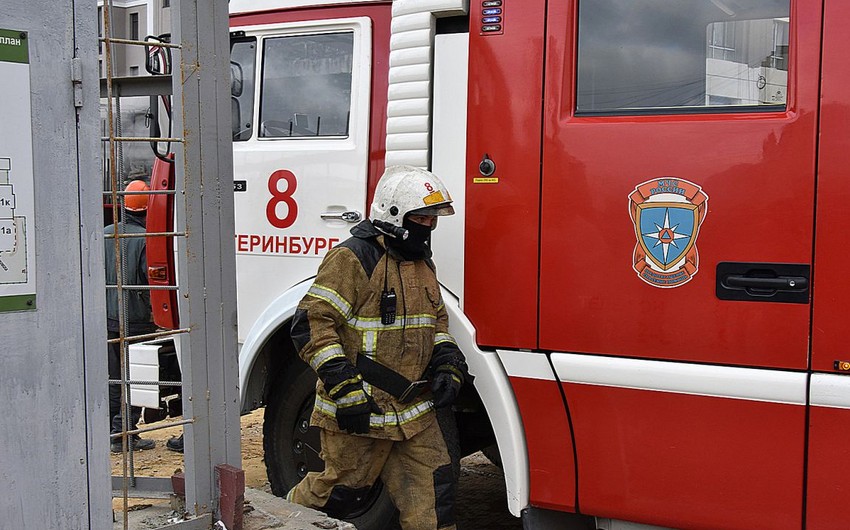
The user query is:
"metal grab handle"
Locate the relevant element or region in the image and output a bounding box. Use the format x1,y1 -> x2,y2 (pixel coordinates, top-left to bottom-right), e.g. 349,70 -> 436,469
724,275 -> 808,291
320,210 -> 362,223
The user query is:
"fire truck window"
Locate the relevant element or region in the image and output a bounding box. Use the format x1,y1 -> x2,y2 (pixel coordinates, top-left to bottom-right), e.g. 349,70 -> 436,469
576,0 -> 790,115
259,32 -> 353,138
231,38 -> 256,141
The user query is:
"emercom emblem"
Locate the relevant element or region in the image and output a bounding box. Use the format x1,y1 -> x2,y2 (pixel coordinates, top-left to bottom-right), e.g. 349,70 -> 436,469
629,178 -> 709,288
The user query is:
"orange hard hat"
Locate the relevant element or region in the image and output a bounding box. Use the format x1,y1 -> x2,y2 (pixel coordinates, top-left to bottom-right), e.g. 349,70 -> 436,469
124,180 -> 150,212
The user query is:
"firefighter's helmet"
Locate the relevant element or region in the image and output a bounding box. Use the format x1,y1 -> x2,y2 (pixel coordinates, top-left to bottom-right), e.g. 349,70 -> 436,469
124,180 -> 150,212
370,166 -> 455,230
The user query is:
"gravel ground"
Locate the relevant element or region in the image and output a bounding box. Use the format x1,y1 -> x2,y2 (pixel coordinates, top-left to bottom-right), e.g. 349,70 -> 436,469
456,452 -> 522,530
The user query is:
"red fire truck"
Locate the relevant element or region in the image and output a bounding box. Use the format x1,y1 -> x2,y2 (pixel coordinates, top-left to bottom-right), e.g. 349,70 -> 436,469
146,0 -> 850,528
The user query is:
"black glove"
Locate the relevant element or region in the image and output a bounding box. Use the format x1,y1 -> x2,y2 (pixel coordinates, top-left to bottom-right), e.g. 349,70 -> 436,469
317,357 -> 381,434
431,365 -> 464,408
335,392 -> 381,434
327,373 -> 382,434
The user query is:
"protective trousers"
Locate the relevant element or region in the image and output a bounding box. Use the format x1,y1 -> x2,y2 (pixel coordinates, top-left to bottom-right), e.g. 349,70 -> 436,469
290,417 -> 457,530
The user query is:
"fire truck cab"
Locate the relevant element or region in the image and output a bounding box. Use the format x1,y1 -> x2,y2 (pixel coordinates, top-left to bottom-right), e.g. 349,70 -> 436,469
152,0 -> 850,528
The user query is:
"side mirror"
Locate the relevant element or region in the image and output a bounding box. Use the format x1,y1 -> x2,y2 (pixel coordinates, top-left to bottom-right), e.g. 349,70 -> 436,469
145,33 -> 172,76
230,61 -> 243,97
232,97 -> 242,140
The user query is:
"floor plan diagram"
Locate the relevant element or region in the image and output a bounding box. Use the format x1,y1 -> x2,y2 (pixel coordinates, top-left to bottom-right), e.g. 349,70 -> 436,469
0,157 -> 27,284
1,29 -> 36,311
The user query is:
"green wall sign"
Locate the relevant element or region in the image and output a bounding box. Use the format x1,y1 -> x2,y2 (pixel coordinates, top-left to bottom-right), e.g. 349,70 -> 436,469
0,29 -> 28,64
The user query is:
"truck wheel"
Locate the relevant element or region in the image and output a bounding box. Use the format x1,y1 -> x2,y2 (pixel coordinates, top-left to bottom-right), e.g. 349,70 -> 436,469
263,359 -> 398,529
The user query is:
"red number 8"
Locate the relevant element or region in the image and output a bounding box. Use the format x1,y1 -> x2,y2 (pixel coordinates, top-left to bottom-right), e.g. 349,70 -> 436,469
266,170 -> 298,229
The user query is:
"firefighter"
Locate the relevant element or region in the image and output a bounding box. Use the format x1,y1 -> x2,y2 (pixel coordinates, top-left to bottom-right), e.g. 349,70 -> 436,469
105,179 -> 157,452
288,165 -> 471,529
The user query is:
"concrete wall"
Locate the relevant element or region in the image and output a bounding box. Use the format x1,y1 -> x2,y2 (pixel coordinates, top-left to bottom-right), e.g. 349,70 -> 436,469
0,0 -> 110,528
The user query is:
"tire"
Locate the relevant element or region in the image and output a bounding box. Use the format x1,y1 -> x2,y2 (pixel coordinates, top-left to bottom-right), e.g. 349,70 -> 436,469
263,358 -> 398,529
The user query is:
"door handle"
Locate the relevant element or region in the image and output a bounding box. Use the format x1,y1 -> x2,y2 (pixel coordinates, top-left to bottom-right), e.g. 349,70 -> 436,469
723,275 -> 808,291
320,210 -> 362,223
716,262 -> 810,304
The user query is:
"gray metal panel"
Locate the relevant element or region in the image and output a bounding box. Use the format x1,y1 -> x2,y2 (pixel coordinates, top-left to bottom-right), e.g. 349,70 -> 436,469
76,0 -> 114,527
0,0 -> 111,529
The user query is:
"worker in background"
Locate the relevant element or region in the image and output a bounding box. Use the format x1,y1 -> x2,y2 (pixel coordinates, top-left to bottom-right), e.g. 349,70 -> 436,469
288,165 -> 472,529
105,179 -> 157,453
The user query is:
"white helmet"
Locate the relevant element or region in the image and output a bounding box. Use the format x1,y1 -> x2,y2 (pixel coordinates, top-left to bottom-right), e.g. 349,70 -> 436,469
370,166 -> 455,230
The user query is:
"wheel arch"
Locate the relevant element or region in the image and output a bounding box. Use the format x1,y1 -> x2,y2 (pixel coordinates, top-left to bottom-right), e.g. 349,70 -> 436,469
239,277 -> 314,413
441,285 -> 530,517
238,280 -> 531,516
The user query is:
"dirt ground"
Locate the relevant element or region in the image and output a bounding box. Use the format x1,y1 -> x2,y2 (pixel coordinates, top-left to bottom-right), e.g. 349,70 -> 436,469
110,408 -> 271,512
111,409 -> 521,529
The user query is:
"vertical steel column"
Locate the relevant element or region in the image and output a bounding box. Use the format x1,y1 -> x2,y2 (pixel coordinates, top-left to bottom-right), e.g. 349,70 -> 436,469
171,0 -> 241,517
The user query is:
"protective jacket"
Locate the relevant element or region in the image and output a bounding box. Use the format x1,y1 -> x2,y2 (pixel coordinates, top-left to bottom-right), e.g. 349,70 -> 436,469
105,212 -> 154,334
292,220 -> 465,440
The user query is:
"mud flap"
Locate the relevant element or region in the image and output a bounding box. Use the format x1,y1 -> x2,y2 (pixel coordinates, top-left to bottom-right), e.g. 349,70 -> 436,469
521,506 -> 595,530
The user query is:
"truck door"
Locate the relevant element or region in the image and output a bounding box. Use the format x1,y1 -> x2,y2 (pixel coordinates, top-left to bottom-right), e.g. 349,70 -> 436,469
538,1 -> 815,528
229,16 -> 375,341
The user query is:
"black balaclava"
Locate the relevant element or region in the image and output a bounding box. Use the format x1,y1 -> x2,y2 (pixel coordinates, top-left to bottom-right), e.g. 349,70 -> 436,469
386,216 -> 433,260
